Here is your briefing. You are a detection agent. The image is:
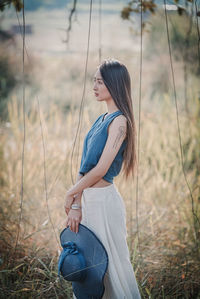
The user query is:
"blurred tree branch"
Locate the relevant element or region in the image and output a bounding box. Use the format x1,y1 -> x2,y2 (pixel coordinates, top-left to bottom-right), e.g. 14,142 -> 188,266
63,0 -> 77,44
0,0 -> 23,12
121,0 -> 199,22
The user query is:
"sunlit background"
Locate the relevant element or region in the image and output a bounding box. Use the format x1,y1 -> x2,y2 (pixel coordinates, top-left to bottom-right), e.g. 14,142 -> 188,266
0,0 -> 200,298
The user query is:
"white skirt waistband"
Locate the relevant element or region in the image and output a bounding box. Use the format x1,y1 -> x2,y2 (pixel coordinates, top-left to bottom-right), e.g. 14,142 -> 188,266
83,183 -> 117,199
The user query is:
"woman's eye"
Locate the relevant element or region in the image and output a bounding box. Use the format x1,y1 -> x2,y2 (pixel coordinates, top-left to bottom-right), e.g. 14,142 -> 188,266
93,78 -> 103,85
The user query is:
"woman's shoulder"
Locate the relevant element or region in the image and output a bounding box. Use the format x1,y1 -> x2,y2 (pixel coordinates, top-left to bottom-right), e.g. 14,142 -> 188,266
107,114 -> 127,136
111,113 -> 127,125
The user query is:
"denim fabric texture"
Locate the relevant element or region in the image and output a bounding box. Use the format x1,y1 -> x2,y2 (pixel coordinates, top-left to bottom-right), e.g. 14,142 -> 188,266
79,110 -> 127,183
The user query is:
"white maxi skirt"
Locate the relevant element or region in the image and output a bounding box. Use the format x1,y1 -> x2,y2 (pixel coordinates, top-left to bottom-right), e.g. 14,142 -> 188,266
73,183 -> 141,299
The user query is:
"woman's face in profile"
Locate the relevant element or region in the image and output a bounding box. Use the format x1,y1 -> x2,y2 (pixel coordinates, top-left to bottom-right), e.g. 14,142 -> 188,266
93,68 -> 112,102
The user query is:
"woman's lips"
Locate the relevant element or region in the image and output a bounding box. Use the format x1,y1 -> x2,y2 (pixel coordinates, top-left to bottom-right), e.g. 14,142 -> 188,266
94,92 -> 99,97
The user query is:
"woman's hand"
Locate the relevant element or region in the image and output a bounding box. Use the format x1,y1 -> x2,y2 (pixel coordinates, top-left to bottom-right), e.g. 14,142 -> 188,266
66,209 -> 82,233
64,193 -> 74,215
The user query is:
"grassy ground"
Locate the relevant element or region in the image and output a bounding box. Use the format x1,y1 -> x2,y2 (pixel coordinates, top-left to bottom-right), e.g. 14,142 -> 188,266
1,95 -> 199,298
0,4 -> 200,298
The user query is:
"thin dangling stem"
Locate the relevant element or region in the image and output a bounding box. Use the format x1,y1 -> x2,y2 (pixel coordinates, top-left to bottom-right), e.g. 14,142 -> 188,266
134,0 -> 143,259
99,0 -> 102,64
70,0 -> 93,186
13,0 -> 26,257
163,0 -> 200,240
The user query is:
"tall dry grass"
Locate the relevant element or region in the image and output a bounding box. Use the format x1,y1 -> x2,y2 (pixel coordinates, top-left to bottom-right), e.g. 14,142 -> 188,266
0,91 -> 199,298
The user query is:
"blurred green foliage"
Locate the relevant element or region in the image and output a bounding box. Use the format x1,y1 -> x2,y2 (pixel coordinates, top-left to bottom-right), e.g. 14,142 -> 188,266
170,13 -> 200,75
121,0 -> 197,20
145,11 -> 199,97
0,58 -> 16,98
0,0 -> 23,12
0,57 -> 17,121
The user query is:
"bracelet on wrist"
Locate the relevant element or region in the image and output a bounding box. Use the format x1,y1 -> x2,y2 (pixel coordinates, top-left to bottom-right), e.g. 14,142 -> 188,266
71,203 -> 81,210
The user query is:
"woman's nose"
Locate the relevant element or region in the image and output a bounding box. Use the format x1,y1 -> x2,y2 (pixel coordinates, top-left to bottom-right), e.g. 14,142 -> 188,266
93,82 -> 97,91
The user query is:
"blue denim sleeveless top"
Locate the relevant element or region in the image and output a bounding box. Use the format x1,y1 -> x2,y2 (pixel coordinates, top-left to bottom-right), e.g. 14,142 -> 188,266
79,110 -> 127,183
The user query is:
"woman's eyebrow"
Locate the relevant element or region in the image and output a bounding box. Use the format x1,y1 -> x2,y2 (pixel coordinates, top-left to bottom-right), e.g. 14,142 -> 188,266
94,76 -> 103,80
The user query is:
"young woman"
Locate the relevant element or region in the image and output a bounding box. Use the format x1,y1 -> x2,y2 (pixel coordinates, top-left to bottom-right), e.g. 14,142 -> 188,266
64,59 -> 141,298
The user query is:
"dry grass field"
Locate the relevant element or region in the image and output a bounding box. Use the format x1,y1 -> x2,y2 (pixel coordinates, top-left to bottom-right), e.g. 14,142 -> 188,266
0,2 -> 200,298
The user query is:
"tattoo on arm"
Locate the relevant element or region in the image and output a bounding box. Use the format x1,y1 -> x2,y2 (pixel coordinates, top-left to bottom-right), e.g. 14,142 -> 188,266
113,126 -> 126,149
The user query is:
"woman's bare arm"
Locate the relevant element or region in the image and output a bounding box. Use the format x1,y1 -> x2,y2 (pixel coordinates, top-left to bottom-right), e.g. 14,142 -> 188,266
66,173 -> 83,213
65,173 -> 83,233
72,173 -> 83,203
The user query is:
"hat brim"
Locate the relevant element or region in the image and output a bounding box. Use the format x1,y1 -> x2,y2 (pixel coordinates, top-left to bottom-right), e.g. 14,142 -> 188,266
60,224 -> 108,299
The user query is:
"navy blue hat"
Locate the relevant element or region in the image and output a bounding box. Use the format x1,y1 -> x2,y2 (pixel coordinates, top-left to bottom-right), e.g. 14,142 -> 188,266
58,224 -> 109,299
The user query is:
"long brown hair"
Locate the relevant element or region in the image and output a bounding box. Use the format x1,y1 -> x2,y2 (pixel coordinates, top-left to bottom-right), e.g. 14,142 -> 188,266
99,58 -> 137,180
